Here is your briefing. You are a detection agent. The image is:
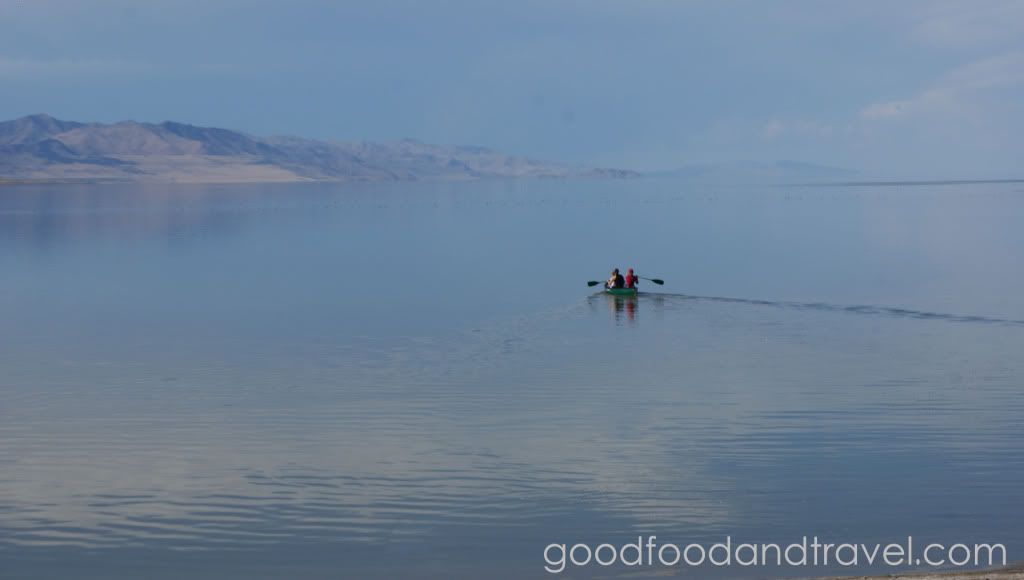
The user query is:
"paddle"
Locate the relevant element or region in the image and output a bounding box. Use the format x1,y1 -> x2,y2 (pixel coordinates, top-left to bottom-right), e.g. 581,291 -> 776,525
587,276 -> 664,286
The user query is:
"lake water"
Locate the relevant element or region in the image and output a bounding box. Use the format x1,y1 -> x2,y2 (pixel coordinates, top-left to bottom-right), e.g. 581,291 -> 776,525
1,179 -> 1023,579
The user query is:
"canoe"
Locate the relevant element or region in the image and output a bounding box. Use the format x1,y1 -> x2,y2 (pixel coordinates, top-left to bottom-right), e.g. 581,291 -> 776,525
604,287 -> 638,296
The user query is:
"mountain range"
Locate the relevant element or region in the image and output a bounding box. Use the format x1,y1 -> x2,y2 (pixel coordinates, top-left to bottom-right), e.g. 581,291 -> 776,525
0,114 -> 638,183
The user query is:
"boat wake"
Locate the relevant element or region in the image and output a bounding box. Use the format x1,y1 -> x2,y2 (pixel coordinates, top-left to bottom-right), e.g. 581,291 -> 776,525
645,292 -> 1024,327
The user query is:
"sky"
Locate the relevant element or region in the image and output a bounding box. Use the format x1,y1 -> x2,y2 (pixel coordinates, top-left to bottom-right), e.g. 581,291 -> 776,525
1,0 -> 1023,176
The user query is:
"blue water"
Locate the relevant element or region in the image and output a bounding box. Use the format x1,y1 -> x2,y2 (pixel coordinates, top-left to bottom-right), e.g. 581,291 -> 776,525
1,179 -> 1023,579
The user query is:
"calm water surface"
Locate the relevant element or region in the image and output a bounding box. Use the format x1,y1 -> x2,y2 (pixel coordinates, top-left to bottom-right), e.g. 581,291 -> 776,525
1,179 -> 1023,579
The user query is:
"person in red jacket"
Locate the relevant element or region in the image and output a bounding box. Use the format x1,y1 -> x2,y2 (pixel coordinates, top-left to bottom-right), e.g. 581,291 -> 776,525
624,268 -> 638,289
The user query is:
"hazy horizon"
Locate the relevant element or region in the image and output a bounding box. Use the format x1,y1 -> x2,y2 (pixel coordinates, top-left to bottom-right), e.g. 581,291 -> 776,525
3,1 -> 1024,177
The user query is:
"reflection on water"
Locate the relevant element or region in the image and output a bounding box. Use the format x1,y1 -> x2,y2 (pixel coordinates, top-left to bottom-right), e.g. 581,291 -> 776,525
1,180 -> 1023,579
593,293 -> 641,325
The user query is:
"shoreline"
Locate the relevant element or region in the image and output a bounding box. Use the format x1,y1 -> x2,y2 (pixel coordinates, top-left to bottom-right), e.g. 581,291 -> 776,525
809,563 -> 1024,580
0,174 -> 628,187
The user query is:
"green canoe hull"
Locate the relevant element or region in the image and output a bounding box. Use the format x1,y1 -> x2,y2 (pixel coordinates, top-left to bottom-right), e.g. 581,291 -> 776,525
604,287 -> 639,296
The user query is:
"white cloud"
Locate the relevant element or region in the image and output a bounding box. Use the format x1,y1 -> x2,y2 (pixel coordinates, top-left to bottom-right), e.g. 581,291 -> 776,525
943,50 -> 1024,92
860,51 -> 1024,121
860,101 -> 908,120
912,0 -> 1024,49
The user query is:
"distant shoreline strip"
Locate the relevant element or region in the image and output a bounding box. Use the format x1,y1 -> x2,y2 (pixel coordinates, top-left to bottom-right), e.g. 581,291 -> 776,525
805,562 -> 1024,580
794,178 -> 1024,187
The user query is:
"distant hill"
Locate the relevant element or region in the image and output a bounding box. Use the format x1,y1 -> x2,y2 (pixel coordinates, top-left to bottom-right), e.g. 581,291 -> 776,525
654,160 -> 859,183
0,114 -> 639,184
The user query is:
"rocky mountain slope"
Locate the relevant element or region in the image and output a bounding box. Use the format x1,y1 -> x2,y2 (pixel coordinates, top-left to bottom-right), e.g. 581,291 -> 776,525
0,114 -> 637,183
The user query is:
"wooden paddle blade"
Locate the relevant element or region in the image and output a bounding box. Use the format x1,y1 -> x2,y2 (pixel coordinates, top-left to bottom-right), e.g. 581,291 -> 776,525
650,279 -> 664,285
587,280 -> 602,287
